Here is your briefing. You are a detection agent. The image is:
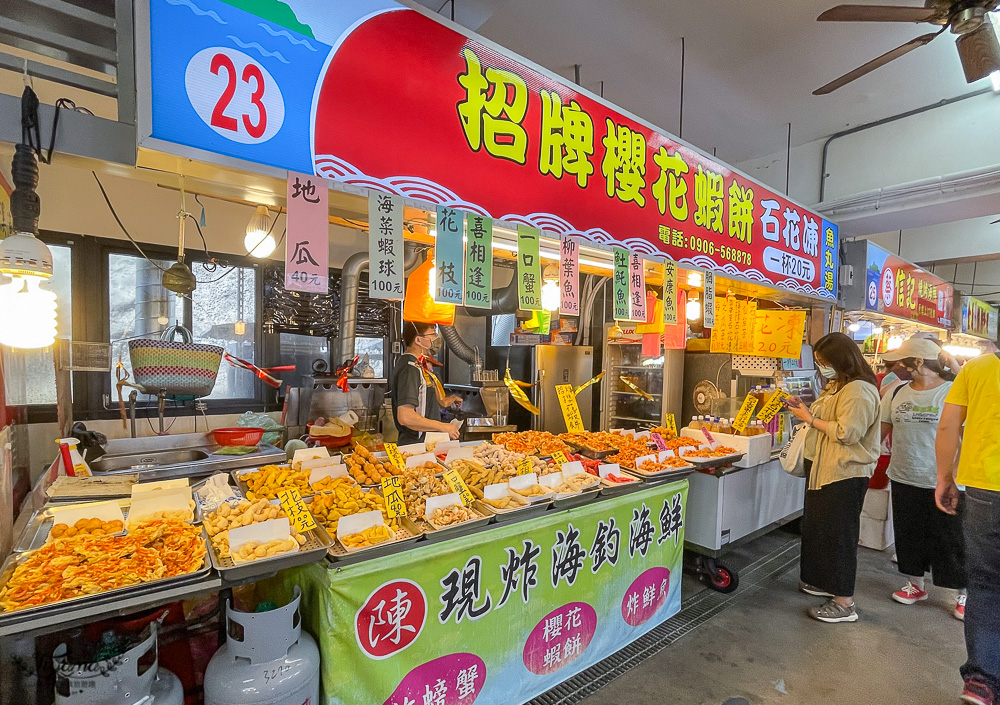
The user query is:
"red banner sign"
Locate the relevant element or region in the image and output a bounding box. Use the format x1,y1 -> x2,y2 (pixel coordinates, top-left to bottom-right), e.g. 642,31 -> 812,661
310,8 -> 838,300
863,242 -> 953,328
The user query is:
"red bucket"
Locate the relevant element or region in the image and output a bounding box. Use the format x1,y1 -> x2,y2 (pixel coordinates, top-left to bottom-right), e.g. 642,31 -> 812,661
212,427 -> 265,446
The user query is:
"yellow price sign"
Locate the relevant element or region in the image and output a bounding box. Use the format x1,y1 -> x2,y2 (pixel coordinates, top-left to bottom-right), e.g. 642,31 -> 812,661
516,458 -> 533,476
732,394 -> 759,435
555,383 -> 585,433
551,451 -> 569,466
778,413 -> 786,444
757,389 -> 790,423
442,468 -> 475,506
380,476 -> 408,518
276,488 -> 317,533
384,443 -> 405,472
663,413 -> 677,437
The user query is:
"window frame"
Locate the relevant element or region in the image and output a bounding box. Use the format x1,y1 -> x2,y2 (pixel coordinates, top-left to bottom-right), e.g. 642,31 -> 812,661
27,231 -> 279,423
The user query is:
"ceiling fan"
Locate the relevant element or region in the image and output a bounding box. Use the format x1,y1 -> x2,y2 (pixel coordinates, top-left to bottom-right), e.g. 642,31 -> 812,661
814,1 -> 1000,94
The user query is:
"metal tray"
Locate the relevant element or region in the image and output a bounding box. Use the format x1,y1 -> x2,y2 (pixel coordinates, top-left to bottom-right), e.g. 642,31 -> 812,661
550,487 -> 602,511
327,519 -> 423,565
16,498 -> 203,553
682,452 -> 746,466
207,523 -> 333,582
0,527 -> 212,621
232,466 -> 324,502
596,476 -> 645,497
472,498 -> 548,523
412,509 -> 493,543
562,440 -> 616,460
624,466 -> 698,483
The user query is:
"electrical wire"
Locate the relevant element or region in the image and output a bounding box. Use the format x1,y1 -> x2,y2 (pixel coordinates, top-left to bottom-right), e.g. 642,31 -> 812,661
93,172 -> 170,273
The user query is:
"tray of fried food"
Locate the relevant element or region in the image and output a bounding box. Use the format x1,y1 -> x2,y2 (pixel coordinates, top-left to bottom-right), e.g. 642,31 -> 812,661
345,444 -> 400,485
648,425 -> 678,440
539,465 -> 602,509
333,510 -> 414,555
15,499 -> 130,552
0,519 -> 208,617
558,432 -> 617,458
665,437 -> 702,451
420,493 -> 491,537
680,445 -> 745,465
214,516 -> 332,579
401,463 -> 451,518
472,481 -> 549,523
307,478 -> 402,535
124,487 -> 201,530
507,473 -> 554,504
470,443 -> 547,480
629,452 -> 696,479
234,465 -> 311,501
203,498 -> 306,559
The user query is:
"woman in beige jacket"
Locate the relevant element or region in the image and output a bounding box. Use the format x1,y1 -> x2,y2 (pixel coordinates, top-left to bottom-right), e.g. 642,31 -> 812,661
786,332 -> 881,624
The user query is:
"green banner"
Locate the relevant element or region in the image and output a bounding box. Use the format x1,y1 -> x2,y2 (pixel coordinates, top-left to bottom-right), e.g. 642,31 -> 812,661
613,247 -> 630,321
264,482 -> 688,705
465,215 -> 493,309
434,206 -> 465,304
517,225 -> 542,311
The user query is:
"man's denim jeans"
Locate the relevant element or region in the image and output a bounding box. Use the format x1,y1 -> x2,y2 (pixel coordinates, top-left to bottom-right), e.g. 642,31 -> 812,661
963,487 -> 1000,692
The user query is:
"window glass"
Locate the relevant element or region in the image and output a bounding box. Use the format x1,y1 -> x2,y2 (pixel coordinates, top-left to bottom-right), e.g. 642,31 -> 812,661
354,337 -> 385,378
25,244 -> 73,405
279,333 -> 330,389
108,253 -> 176,396
192,265 -> 256,399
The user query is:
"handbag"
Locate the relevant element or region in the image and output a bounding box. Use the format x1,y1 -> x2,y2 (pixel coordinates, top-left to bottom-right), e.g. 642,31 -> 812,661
128,325 -> 224,397
779,422 -> 810,477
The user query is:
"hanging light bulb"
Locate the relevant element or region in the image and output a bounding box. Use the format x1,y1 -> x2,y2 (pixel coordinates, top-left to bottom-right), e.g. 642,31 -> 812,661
234,320 -> 246,336
686,271 -> 703,287
244,205 -> 276,258
0,231 -> 57,349
541,279 -> 561,312
847,322 -> 861,332
686,295 -> 702,321
872,326 -> 884,335
887,335 -> 905,351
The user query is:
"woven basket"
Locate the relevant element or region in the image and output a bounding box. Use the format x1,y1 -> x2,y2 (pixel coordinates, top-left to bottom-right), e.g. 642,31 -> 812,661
128,326 -> 224,397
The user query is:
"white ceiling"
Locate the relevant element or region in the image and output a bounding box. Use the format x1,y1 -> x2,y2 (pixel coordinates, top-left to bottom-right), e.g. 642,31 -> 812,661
411,0 -> 997,164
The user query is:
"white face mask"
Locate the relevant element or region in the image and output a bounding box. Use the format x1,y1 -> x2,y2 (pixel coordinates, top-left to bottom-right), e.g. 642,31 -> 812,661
818,364 -> 837,380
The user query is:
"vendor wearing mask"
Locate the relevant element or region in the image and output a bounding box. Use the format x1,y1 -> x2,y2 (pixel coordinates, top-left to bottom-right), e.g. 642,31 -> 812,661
392,322 -> 462,445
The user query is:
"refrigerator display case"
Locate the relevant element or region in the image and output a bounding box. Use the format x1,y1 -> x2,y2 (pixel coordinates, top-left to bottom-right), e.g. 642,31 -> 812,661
600,324 -> 684,431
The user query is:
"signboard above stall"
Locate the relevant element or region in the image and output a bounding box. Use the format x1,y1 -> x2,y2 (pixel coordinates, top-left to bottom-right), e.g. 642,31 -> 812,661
959,295 -> 999,340
841,241 -> 953,329
138,0 -> 838,302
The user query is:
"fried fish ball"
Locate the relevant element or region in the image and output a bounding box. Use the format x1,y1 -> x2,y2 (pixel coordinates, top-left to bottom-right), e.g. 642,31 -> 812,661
86,518 -> 103,530
74,518 -> 90,530
50,523 -> 68,538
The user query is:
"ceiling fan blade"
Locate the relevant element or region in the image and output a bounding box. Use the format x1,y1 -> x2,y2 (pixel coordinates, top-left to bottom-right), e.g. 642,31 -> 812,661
817,4 -> 941,23
813,31 -> 941,95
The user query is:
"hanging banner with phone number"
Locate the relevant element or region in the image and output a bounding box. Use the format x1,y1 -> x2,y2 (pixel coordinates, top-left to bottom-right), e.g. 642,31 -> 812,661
262,482 -> 687,705
863,241 -> 952,327
141,0 -> 838,302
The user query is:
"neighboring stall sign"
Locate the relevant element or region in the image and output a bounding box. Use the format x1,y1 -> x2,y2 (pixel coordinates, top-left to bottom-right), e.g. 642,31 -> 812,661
262,482 -> 687,705
465,215 -> 493,309
434,206 -> 464,304
853,241 -> 953,328
703,271 -> 716,328
629,252 -> 647,322
517,225 -> 542,310
662,259 -> 678,325
368,192 -> 405,300
960,295 -> 999,340
140,0 -> 839,302
560,234 -> 580,316
612,248 -> 630,320
284,171 -> 329,293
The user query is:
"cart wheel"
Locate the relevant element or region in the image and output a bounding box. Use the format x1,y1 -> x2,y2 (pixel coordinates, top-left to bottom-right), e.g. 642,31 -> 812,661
708,564 -> 739,593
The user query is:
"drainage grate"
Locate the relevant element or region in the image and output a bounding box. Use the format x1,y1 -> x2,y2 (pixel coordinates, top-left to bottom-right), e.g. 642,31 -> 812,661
527,539 -> 801,705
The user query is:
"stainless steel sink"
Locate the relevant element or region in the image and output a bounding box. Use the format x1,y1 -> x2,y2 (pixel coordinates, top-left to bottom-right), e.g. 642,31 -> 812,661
89,432 -> 286,481
90,448 -> 212,472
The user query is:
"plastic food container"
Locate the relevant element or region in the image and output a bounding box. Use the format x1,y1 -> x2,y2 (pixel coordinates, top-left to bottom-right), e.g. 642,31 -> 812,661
213,427 -> 265,447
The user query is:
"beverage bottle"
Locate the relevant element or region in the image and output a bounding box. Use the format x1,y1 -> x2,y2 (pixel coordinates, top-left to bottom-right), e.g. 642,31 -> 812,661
688,415 -> 701,430
719,417 -> 731,434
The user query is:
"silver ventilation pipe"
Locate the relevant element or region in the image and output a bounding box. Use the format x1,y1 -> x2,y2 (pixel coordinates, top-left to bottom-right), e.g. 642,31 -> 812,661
440,324 -> 482,368
338,242 -> 423,364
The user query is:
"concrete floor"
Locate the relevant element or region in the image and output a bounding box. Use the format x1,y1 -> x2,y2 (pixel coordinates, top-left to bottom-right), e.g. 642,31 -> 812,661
581,539 -> 967,705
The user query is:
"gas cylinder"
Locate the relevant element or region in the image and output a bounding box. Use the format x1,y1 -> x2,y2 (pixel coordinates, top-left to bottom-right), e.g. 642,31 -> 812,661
53,622 -> 183,705
204,586 -> 320,705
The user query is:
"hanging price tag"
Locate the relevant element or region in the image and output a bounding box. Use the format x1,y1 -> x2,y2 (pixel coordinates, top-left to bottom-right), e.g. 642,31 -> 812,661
384,443 -> 405,472
442,468 -> 475,506
516,458 -> 533,476
276,488 -> 317,533
757,389 -> 791,423
551,451 -> 569,466
380,476 -> 408,518
700,425 -> 717,445
663,413 -> 677,437
732,394 -> 759,434
650,433 -> 668,452
555,383 -> 585,433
